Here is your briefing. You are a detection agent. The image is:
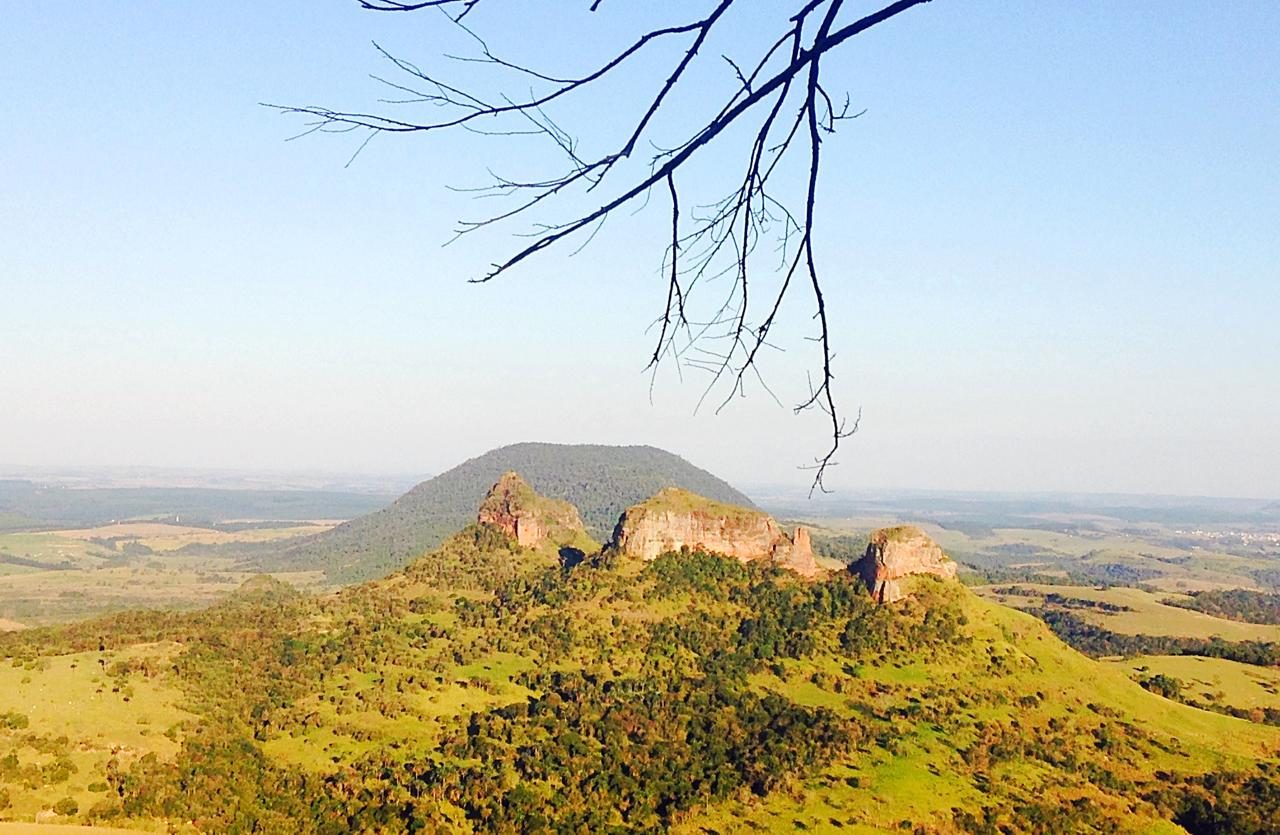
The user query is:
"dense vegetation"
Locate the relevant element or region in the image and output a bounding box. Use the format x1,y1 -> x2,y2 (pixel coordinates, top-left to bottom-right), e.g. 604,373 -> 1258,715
2,508 -> 1278,831
259,443 -> 755,583
1167,589 -> 1280,625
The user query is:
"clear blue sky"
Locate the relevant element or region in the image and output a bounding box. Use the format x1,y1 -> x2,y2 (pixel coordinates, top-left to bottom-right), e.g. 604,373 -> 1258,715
2,1 -> 1277,497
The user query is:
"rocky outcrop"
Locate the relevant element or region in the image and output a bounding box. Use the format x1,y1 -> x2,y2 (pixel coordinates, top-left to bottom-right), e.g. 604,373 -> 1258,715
477,471 -> 586,549
853,525 -> 957,603
609,487 -> 822,578
773,525 -> 821,577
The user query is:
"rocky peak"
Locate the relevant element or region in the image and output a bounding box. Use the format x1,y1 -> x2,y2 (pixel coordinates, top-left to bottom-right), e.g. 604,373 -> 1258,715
609,487 -> 822,578
853,525 -> 957,603
477,471 -> 586,549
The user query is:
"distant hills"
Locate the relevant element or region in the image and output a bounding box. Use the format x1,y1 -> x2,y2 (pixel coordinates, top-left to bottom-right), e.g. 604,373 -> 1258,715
260,443 -> 755,583
0,480 -> 393,532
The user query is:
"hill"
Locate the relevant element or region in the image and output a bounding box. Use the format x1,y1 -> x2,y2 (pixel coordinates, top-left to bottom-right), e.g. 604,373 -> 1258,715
0,480 -> 1277,832
260,443 -> 755,583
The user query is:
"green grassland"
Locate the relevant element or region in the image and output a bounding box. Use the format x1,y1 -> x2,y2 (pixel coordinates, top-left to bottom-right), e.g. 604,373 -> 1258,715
0,642 -> 193,826
0,556 -> 326,627
1109,655 -> 1280,713
0,518 -> 333,627
975,583 -> 1280,641
0,534 -> 115,570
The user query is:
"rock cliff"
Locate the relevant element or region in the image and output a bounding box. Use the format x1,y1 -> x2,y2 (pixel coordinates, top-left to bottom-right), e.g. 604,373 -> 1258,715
853,525 -> 958,603
609,487 -> 821,577
477,471 -> 586,549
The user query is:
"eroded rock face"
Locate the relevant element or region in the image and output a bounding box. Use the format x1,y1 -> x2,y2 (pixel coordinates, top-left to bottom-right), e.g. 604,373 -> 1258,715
609,487 -> 822,578
853,525 -> 957,603
773,525 -> 821,578
477,471 -> 585,549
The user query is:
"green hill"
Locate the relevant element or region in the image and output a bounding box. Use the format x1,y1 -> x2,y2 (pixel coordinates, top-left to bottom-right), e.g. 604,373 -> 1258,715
1,483 -> 1277,832
260,443 -> 755,583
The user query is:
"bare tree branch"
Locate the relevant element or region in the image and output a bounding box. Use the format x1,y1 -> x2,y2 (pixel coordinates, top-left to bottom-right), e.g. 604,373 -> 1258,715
273,0 -> 934,493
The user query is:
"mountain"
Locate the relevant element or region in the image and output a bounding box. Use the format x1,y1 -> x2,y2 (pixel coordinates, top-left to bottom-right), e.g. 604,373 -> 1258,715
261,443 -> 755,583
2,479 -> 1276,832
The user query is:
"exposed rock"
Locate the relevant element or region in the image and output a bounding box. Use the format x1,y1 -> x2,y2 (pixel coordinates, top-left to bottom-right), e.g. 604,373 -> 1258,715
477,471 -> 586,549
609,487 -> 822,578
772,525 -> 821,577
853,525 -> 957,603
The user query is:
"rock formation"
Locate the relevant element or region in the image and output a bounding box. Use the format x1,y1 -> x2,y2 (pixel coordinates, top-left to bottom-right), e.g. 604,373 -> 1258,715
477,471 -> 586,549
853,525 -> 957,603
609,487 -> 821,577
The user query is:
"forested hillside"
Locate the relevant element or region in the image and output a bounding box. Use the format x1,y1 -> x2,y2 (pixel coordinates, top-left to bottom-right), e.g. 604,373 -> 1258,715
1,503 -> 1278,831
260,443 -> 754,583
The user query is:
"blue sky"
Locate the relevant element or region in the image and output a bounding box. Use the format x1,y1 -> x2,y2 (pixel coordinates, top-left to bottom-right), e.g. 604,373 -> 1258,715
1,1 -> 1277,497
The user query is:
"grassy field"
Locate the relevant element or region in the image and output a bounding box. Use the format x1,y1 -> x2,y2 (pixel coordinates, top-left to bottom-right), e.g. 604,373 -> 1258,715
0,520 -> 336,626
51,521 -> 334,553
1108,655 -> 1280,712
0,644 -> 193,826
0,558 -> 326,627
0,534 -> 113,570
974,583 -> 1280,640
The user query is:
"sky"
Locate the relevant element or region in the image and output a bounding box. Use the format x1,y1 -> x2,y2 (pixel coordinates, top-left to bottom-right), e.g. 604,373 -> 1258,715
1,1 -> 1277,498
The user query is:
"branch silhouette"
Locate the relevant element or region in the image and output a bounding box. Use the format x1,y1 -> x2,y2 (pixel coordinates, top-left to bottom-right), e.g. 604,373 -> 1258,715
270,0 -> 933,494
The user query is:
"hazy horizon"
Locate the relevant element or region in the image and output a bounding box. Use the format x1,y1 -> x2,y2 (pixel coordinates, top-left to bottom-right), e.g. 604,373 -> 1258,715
4,2 -> 1277,498
2,454 -> 1277,504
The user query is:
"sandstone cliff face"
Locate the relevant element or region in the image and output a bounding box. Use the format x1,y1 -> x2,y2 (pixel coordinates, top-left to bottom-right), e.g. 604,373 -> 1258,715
477,471 -> 585,549
854,525 -> 957,603
610,487 -> 821,578
772,525 -> 821,578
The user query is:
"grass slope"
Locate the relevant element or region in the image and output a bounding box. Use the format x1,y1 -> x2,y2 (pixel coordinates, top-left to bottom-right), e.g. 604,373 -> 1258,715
263,443 -> 755,583
976,583 -> 1280,641
0,642 -> 192,825
1109,655 -> 1280,712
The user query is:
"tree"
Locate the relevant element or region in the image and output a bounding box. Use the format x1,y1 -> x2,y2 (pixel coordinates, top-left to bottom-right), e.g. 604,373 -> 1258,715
272,0 -> 934,491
